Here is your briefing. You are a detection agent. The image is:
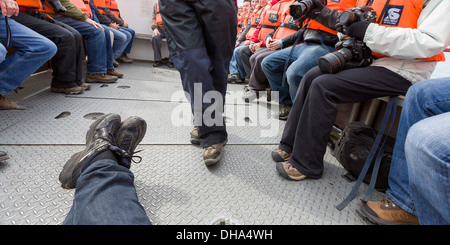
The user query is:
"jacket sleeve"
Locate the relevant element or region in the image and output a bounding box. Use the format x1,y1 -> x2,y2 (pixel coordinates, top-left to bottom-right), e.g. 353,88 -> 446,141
150,4 -> 158,30
50,0 -> 87,21
364,0 -> 450,59
91,1 -> 111,25
105,7 -> 124,25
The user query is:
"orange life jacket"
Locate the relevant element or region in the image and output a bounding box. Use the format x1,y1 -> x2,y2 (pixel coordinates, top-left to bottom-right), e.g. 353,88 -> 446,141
272,6 -> 299,40
155,3 -> 163,25
258,0 -> 292,41
105,0 -> 119,18
246,5 -> 265,40
15,0 -> 41,8
93,0 -> 107,15
79,0 -> 94,19
304,0 -> 357,35
358,0 -> 445,61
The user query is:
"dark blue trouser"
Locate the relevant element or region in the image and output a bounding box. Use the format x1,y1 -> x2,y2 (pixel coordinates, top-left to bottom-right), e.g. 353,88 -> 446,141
159,0 -> 237,148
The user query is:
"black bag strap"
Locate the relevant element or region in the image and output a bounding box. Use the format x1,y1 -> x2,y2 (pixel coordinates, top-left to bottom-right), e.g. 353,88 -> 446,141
336,96 -> 398,211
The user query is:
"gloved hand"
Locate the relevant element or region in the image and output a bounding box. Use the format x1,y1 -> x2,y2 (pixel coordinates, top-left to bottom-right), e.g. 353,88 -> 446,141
346,21 -> 371,41
304,0 -> 326,19
46,0 -> 66,13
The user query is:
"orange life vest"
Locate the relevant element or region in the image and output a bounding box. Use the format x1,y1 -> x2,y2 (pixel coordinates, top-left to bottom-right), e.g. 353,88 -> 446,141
105,0 -> 120,18
304,0 -> 357,35
78,0 -> 93,19
358,0 -> 445,61
15,0 -> 41,8
93,0 -> 107,15
246,5 -> 265,40
272,6 -> 299,40
258,0 -> 292,41
155,3 -> 163,25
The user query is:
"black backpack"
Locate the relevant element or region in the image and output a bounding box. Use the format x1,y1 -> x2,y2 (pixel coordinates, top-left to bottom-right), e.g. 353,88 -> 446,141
333,121 -> 394,191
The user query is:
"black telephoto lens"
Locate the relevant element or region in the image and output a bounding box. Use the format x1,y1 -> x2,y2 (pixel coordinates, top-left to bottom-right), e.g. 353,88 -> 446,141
318,48 -> 353,74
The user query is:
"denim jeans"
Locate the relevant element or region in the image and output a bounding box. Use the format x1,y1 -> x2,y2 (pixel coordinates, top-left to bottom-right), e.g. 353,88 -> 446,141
120,26 -> 135,54
107,26 -> 130,59
386,77 -> 450,224
0,18 -> 57,95
0,43 -> 6,62
261,42 -> 335,104
63,159 -> 152,225
229,43 -> 246,78
54,16 -> 108,74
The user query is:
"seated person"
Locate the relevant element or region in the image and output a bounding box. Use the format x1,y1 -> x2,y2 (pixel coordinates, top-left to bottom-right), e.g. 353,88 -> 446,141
150,2 -> 172,68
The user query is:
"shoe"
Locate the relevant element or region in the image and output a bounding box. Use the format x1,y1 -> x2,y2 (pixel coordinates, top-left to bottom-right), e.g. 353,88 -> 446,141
113,58 -> 119,67
190,127 -> 200,145
115,116 -> 147,168
107,69 -> 124,78
276,161 -> 307,181
59,113 -> 122,189
227,73 -> 244,83
360,198 -> 420,225
0,95 -> 27,110
51,86 -> 84,95
0,151 -> 10,162
117,53 -> 134,64
153,61 -> 162,67
203,140 -> 227,166
78,82 -> 91,91
271,147 -> 290,162
279,104 -> 291,120
242,89 -> 259,102
86,73 -> 118,83
243,85 -> 250,92
167,62 -> 174,68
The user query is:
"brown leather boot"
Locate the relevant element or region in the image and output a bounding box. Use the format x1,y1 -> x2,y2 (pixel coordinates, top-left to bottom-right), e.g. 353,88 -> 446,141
51,86 -> 84,95
117,53 -> 134,64
203,140 -> 227,166
107,69 -> 124,78
0,95 -> 26,110
360,198 -> 420,225
86,73 -> 118,83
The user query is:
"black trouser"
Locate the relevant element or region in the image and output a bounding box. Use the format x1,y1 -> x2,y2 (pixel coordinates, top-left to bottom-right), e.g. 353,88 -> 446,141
160,0 -> 237,148
279,66 -> 411,178
12,12 -> 83,88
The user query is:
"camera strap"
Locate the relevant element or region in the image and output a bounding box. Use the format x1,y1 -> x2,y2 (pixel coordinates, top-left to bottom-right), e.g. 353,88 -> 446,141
4,16 -> 12,47
376,0 -> 391,24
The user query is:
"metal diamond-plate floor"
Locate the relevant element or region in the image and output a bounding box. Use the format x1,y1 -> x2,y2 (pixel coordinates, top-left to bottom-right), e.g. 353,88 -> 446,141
0,61 -> 386,225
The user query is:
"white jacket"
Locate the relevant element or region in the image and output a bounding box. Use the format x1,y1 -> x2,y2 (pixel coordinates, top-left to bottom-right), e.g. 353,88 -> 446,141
363,0 -> 450,84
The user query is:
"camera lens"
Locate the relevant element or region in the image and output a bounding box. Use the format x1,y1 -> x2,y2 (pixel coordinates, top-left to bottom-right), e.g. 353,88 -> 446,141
318,48 -> 353,74
338,11 -> 356,26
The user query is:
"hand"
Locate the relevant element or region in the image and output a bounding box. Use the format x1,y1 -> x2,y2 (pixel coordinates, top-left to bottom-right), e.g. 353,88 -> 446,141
244,40 -> 250,45
267,40 -> 281,50
266,36 -> 273,45
153,28 -> 160,36
85,18 -> 104,30
123,22 -> 129,28
0,0 -> 19,17
346,21 -> 370,41
249,43 -> 260,53
110,22 -> 120,30
304,0 -> 326,19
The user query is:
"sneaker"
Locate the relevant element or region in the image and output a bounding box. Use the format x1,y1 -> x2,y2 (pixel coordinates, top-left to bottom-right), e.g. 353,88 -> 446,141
153,61 -> 162,67
242,89 -> 259,102
0,151 -> 10,162
275,161 -> 307,181
59,113 -> 122,189
360,198 -> 420,225
227,73 -> 244,83
86,73 -> 118,83
0,95 -> 27,110
113,58 -> 119,67
203,140 -> 227,166
279,104 -> 291,120
271,147 -> 290,162
107,69 -> 123,78
115,116 -> 147,168
51,86 -> 84,95
190,127 -> 200,145
117,53 -> 134,64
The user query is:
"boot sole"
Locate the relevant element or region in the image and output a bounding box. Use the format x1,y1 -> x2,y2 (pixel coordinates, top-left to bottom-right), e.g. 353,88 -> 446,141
0,155 -> 10,162
271,151 -> 289,162
85,77 -> 118,83
358,202 -> 417,225
204,150 -> 223,166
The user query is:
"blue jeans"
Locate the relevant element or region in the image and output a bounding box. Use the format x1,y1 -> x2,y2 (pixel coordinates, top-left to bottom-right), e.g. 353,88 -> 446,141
55,16 -> 109,74
107,26 -> 130,59
387,77 -> 450,224
63,158 -> 152,225
229,43 -> 246,78
0,43 -> 6,62
261,43 -> 334,105
120,26 -> 135,54
0,18 -> 57,95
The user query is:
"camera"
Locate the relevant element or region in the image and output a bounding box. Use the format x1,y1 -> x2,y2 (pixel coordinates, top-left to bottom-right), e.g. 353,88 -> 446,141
289,0 -> 316,20
46,0 -> 67,13
317,6 -> 377,74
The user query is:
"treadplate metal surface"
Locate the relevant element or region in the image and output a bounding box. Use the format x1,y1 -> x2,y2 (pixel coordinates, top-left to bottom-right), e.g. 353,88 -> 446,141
0,61 -> 389,225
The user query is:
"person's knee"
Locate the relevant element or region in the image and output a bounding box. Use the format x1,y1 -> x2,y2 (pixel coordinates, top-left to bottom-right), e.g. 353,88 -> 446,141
37,37 -> 57,60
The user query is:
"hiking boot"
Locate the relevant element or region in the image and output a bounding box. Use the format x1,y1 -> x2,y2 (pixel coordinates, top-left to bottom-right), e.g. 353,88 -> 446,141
0,95 -> 27,110
276,161 -> 307,181
107,69 -> 123,78
86,73 -> 118,83
115,116 -> 147,168
59,113 -> 122,189
0,151 -> 10,162
227,73 -> 244,84
360,198 -> 420,225
78,82 -> 91,91
113,58 -> 119,67
203,140 -> 227,166
51,86 -> 84,95
279,104 -> 291,120
271,147 -> 290,162
190,127 -> 200,145
117,53 -> 134,64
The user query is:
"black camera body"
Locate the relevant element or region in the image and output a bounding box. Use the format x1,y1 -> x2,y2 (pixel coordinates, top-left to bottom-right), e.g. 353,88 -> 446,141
318,6 -> 377,74
289,0 -> 315,20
